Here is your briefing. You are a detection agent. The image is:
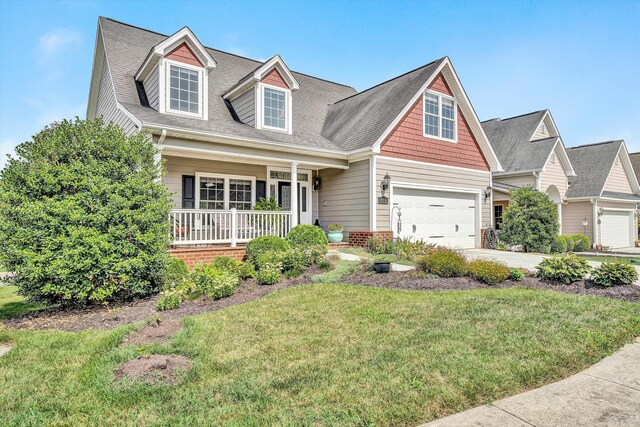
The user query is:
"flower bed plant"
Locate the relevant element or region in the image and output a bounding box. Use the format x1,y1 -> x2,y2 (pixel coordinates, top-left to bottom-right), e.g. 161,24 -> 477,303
536,254 -> 592,284
591,262 -> 638,286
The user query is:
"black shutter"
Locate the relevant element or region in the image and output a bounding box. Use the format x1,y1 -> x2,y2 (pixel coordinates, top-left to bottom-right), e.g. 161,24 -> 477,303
256,180 -> 267,201
182,175 -> 195,208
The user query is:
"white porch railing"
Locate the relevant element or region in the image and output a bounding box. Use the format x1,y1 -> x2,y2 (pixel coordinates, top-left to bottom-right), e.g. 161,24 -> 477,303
169,209 -> 292,246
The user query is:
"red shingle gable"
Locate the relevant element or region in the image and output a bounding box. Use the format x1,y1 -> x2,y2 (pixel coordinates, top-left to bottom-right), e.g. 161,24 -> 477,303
261,68 -> 288,89
165,42 -> 203,67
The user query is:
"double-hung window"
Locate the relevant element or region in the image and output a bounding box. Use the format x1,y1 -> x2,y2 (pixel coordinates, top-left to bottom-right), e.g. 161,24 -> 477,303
197,174 -> 255,210
168,64 -> 201,115
263,86 -> 286,130
423,90 -> 457,142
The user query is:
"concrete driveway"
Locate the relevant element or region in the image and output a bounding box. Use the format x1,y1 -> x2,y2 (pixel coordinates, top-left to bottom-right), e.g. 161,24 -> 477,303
421,338 -> 640,426
463,249 -> 640,284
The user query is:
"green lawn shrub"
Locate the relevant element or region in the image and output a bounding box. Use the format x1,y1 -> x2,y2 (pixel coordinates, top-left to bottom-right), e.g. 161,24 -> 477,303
570,234 -> 591,252
282,250 -> 308,272
0,119 -> 172,305
590,262 -> 638,286
156,292 -> 182,311
163,257 -> 190,290
192,265 -> 238,300
246,236 -> 290,266
508,268 -> 526,281
318,259 -> 333,271
255,251 -> 286,271
417,248 -> 468,278
562,235 -> 575,252
256,264 -> 281,285
209,256 -> 255,279
468,259 -> 510,285
286,224 -> 329,252
536,254 -> 592,284
551,235 -> 568,254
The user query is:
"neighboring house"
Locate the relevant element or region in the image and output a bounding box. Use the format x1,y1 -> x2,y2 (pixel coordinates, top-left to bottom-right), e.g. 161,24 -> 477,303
563,141 -> 640,249
629,152 -> 640,184
481,110 -> 576,232
86,17 -> 502,254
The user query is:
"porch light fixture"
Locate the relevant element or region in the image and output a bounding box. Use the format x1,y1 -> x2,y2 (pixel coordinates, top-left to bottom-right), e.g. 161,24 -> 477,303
381,172 -> 391,196
313,175 -> 321,191
484,186 -> 492,202
582,217 -> 588,235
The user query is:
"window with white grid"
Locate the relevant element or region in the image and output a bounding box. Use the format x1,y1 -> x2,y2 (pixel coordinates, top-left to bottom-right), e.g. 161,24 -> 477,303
199,177 -> 224,210
263,87 -> 286,129
423,90 -> 457,142
169,65 -> 200,114
229,179 -> 252,210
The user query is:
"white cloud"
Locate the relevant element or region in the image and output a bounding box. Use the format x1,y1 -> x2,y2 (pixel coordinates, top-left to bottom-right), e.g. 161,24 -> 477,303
37,28 -> 81,62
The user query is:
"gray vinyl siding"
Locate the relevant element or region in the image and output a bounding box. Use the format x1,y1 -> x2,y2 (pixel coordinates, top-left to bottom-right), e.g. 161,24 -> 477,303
95,53 -> 138,135
163,155 -> 267,207
376,156 -> 491,231
230,88 -> 256,126
317,159 -> 370,235
143,65 -> 160,111
562,201 -> 594,242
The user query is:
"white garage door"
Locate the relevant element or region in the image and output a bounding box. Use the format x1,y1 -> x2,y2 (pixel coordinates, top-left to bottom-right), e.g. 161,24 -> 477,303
393,187 -> 477,248
601,210 -> 631,248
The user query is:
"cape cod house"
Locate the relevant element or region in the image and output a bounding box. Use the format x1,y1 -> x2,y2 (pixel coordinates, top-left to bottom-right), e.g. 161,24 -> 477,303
87,17 -> 502,261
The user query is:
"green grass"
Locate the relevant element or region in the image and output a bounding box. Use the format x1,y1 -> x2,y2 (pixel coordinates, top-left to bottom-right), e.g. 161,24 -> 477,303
339,248 -> 415,266
311,260 -> 360,283
1,284 -> 639,426
0,286 -> 45,320
576,256 -> 640,265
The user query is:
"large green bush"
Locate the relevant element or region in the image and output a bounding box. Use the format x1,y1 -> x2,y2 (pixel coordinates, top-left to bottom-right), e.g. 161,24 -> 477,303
570,234 -> 591,252
590,262 -> 638,286
536,254 -> 592,284
163,257 -> 190,290
468,259 -> 509,285
246,236 -> 290,266
0,119 -> 172,305
417,248 -> 468,278
286,224 -> 328,252
500,186 -> 559,253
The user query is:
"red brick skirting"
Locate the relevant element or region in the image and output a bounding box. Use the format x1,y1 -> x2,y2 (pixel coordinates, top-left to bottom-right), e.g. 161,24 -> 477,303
348,230 -> 394,248
170,246 -> 246,269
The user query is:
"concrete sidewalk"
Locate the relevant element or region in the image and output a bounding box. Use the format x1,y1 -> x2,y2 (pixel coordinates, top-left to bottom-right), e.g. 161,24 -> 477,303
421,338 -> 640,427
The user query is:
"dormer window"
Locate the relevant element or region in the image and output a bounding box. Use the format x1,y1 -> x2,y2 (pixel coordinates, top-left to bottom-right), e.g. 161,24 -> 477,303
169,64 -> 200,114
424,90 -> 457,142
263,86 -> 287,130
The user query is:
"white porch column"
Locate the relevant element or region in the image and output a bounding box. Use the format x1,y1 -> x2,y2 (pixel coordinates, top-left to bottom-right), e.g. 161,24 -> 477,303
557,203 -> 562,234
290,162 -> 299,227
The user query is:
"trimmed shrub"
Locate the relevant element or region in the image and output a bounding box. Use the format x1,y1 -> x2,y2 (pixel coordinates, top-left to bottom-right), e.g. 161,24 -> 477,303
0,118 -> 172,305
156,292 -> 182,311
561,235 -> 575,252
591,262 -> 638,286
163,257 -> 190,289
536,254 -> 592,284
570,234 -> 591,252
468,259 -> 510,285
286,224 -> 329,252
509,268 -> 525,281
209,256 -> 255,279
246,236 -> 290,265
255,250 -> 286,271
192,265 -> 238,300
417,248 -> 467,278
256,264 -> 281,285
282,250 -> 307,272
550,235 -> 568,254
500,186 -> 559,253
301,246 -> 326,266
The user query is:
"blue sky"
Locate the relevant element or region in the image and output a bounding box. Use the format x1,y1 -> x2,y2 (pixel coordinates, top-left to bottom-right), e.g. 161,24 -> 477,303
1,0 -> 639,167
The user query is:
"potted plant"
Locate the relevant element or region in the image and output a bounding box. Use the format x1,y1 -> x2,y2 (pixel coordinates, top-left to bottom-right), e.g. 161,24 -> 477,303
327,224 -> 344,243
374,254 -> 392,273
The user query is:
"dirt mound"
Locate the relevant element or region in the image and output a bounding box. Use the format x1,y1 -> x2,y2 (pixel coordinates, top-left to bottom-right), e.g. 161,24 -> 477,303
114,355 -> 190,384
121,319 -> 182,346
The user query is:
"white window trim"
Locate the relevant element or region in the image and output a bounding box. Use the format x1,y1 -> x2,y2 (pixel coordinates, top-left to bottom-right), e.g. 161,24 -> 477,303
423,90 -> 457,143
256,82 -> 292,134
194,172 -> 256,210
161,58 -> 208,120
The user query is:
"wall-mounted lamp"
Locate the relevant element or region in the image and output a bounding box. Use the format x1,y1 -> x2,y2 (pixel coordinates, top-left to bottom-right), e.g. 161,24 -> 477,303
597,208 -> 604,217
381,172 -> 391,196
483,186 -> 492,202
313,175 -> 321,191
582,217 -> 588,235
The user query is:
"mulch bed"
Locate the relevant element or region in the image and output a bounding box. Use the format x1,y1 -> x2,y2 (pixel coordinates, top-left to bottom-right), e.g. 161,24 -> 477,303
341,271 -> 640,303
4,267 -> 638,333
4,267 -> 321,332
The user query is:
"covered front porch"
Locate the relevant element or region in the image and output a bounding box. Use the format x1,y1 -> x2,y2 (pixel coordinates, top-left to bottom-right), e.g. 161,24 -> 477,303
158,135 -> 350,247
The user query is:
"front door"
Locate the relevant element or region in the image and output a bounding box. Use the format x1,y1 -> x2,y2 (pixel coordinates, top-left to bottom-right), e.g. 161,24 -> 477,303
277,182 -> 311,224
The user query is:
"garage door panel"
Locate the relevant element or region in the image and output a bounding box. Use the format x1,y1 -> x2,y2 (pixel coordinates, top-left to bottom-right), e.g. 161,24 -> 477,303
601,210 -> 631,248
393,188 -> 477,249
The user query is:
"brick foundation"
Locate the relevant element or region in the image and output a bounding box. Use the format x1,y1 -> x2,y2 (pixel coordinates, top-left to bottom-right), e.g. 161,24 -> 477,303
170,246 -> 247,269
348,230 -> 394,248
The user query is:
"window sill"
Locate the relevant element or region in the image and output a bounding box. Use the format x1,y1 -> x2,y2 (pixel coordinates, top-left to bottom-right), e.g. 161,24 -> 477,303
422,133 -> 458,144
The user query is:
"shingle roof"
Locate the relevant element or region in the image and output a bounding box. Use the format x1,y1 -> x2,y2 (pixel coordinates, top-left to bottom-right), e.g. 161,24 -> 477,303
99,17 -> 356,152
481,111 -> 554,174
321,58 -> 446,151
629,153 -> 640,184
565,140 -> 623,198
601,191 -> 640,201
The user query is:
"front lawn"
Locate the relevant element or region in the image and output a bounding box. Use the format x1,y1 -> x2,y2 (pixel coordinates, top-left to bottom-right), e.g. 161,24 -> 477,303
1,284 -> 639,426
577,255 -> 640,265
0,286 -> 44,320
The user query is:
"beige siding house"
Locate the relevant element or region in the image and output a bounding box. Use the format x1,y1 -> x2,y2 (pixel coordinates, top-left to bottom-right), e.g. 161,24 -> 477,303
86,18 -> 502,253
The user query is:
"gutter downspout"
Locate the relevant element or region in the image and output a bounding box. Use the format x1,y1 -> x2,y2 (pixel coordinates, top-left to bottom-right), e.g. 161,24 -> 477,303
533,172 -> 541,191
591,198 -> 598,249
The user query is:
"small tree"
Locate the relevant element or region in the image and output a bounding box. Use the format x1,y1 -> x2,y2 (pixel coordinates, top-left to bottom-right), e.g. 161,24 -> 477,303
500,186 -> 559,253
0,118 -> 172,305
